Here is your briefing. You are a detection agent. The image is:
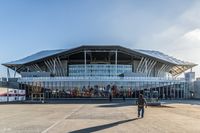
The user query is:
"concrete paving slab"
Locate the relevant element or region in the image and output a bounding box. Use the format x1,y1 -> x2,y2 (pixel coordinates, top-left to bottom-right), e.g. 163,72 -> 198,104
0,100 -> 200,133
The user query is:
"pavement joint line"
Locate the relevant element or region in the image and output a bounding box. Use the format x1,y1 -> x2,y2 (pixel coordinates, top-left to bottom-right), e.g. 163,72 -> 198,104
41,104 -> 85,133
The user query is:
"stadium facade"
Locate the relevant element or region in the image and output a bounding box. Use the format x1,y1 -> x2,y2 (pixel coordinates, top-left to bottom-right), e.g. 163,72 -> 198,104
2,45 -> 197,100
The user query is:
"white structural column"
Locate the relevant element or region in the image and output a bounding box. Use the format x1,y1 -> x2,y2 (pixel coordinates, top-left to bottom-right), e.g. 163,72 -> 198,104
84,50 -> 87,77
47,59 -> 55,75
54,58 -> 60,76
7,68 -> 10,79
141,58 -> 150,74
115,50 -> 118,76
136,57 -> 144,72
130,57 -> 158,76
44,60 -> 53,73
35,64 -> 42,71
148,61 -> 157,76
145,59 -> 148,76
139,58 -> 147,73
55,57 -> 63,76
14,67 -> 17,78
157,64 -> 168,77
58,57 -> 65,76
53,59 -> 56,75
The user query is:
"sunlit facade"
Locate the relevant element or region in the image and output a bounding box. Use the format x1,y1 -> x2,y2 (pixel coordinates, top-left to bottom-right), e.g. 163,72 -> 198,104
2,45 -> 197,100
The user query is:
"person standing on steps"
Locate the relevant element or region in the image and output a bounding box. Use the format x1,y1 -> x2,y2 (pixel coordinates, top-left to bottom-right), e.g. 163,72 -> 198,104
137,94 -> 147,118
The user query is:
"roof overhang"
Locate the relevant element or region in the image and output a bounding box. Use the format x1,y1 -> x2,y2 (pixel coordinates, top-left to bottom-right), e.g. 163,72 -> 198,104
2,45 -> 197,76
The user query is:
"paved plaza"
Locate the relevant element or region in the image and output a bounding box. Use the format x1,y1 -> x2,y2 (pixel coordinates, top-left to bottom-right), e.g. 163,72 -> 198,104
1,100 -> 200,133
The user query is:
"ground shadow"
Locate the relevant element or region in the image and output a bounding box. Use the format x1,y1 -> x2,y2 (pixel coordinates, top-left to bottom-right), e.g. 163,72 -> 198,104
69,118 -> 138,133
3,99 -> 137,105
149,105 -> 175,108
97,102 -> 134,108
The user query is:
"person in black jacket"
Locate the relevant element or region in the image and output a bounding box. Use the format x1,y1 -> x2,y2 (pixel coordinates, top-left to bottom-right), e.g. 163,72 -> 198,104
137,94 -> 147,118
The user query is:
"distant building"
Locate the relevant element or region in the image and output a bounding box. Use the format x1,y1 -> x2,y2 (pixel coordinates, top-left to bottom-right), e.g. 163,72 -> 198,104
2,45 -> 197,100
185,72 -> 195,82
0,78 -> 25,102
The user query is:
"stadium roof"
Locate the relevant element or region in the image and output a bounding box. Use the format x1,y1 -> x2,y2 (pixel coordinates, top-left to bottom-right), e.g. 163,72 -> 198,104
135,49 -> 193,66
2,45 -> 197,76
4,49 -> 65,65
3,45 -> 196,67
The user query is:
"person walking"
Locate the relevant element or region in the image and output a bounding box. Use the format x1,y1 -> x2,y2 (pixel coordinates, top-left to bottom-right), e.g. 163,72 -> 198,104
137,94 -> 147,118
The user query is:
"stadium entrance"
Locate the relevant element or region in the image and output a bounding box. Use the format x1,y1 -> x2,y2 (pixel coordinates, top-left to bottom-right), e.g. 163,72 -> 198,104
19,77 -> 189,100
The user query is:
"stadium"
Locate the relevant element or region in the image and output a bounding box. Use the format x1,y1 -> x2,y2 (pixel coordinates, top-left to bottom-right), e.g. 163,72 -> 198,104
2,45 -> 197,100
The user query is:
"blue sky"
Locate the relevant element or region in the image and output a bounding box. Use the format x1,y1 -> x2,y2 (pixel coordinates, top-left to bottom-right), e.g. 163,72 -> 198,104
0,0 -> 200,77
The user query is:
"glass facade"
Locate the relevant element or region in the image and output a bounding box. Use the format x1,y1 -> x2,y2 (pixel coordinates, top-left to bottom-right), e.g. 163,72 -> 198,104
69,64 -> 132,76
19,77 -> 188,100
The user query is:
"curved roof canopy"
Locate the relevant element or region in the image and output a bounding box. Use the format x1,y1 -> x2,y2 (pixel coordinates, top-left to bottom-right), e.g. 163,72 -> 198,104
2,45 -> 197,76
4,49 -> 65,65
135,49 -> 194,66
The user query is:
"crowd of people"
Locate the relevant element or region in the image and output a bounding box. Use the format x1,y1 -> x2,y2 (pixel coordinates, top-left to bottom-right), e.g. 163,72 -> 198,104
44,85 -> 135,98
